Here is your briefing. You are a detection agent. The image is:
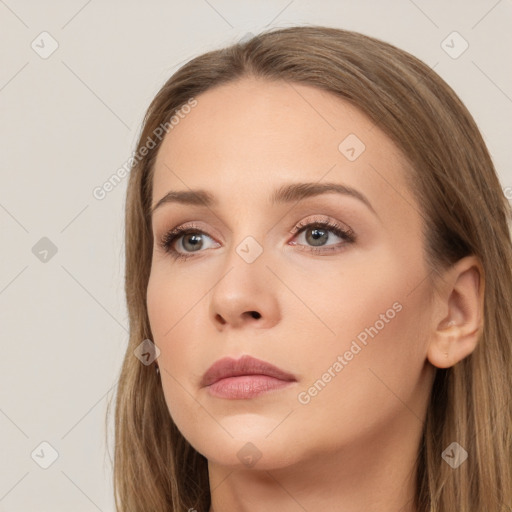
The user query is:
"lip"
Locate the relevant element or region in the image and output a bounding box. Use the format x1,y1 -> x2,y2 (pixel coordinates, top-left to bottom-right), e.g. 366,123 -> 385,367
200,355 -> 297,399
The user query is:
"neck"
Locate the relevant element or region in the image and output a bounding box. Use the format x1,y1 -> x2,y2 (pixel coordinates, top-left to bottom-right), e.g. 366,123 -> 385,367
207,410 -> 422,512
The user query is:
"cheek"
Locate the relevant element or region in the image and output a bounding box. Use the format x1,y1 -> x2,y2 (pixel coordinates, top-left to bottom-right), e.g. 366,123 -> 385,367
146,273 -> 172,340
146,269 -> 209,422
282,248 -> 415,344
147,266 -> 208,340
295,245 -> 423,359
298,305 -> 430,445
293,254 -> 432,437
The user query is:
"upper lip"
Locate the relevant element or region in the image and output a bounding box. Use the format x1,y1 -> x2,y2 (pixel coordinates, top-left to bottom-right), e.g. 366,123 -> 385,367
200,355 -> 297,387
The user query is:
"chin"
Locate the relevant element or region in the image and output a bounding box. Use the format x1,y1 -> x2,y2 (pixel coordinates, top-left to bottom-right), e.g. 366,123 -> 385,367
182,427 -> 305,471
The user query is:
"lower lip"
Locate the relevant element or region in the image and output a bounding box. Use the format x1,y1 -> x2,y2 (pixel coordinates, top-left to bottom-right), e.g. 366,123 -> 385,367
206,375 -> 296,399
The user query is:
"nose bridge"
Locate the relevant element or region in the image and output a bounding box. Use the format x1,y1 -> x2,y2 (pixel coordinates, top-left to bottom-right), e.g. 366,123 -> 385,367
223,208 -> 270,265
221,229 -> 270,287
208,220 -> 280,328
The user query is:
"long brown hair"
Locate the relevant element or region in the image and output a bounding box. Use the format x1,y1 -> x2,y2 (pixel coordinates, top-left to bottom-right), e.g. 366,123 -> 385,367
107,25 -> 512,511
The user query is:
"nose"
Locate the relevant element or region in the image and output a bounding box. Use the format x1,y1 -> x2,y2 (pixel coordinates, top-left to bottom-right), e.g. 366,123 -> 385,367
208,241 -> 281,331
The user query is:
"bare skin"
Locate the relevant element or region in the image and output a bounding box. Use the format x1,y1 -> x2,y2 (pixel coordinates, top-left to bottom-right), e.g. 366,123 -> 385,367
147,78 -> 483,512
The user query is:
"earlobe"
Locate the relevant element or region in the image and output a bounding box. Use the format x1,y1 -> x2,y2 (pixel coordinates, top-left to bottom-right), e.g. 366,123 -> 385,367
427,326 -> 459,369
426,255 -> 485,369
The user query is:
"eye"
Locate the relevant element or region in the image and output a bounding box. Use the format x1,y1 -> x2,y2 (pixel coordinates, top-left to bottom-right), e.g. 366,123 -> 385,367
288,216 -> 355,255
158,222 -> 219,261
158,217 -> 356,261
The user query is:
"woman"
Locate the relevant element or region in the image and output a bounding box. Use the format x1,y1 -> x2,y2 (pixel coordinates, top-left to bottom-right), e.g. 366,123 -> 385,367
110,25 -> 512,511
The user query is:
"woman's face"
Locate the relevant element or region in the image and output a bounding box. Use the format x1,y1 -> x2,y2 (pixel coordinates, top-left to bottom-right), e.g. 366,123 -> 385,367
147,77 -> 436,470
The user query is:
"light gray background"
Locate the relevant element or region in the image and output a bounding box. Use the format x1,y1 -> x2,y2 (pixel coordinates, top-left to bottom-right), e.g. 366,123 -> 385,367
1,1 -> 511,511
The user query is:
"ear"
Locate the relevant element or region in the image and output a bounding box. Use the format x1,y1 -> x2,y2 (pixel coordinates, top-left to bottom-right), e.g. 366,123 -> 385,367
426,255 -> 485,369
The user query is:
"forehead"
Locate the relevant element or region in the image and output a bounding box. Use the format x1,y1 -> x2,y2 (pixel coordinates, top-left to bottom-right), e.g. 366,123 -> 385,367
151,78 -> 417,227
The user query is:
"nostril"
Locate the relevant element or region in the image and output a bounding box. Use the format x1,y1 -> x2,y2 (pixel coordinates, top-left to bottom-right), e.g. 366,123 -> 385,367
215,314 -> 226,325
249,311 -> 261,319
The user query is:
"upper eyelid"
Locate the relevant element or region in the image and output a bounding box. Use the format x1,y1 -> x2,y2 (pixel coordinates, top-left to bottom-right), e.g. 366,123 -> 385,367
163,215 -> 348,234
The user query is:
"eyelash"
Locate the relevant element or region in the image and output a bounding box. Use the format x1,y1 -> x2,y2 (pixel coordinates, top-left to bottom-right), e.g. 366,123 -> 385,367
158,218 -> 356,261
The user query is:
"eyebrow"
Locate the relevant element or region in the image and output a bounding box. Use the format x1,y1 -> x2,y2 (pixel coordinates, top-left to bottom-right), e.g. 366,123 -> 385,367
150,181 -> 377,217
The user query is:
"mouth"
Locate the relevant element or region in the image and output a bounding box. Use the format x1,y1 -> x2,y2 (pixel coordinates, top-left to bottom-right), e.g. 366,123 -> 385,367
200,355 -> 297,400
